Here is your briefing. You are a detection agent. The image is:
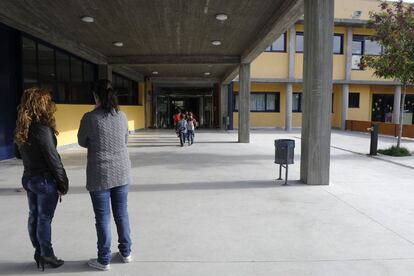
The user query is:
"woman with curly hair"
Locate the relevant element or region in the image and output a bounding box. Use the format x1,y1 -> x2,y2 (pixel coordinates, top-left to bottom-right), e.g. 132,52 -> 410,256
15,88 -> 68,271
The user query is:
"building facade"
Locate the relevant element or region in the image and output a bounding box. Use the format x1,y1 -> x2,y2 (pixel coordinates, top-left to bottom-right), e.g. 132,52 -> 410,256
231,0 -> 414,130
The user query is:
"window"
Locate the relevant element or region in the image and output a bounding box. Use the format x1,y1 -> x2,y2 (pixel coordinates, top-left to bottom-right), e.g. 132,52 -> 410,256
365,39 -> 381,55
292,93 -> 302,112
112,73 -> 138,105
349,93 -> 360,108
296,32 -> 304,53
352,35 -> 382,70
22,37 -> 37,90
265,33 -> 286,52
233,92 -> 280,112
333,34 -> 343,54
21,36 -> 98,104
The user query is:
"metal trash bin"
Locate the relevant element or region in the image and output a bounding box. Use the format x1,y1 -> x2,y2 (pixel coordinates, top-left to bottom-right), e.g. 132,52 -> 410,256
274,139 -> 295,185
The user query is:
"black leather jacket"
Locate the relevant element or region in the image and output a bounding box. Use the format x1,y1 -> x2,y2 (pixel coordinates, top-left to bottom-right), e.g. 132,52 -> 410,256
15,123 -> 69,194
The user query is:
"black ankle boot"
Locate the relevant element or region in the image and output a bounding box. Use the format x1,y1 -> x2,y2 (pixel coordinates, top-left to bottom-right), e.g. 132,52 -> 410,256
34,250 -> 40,269
39,255 -> 64,271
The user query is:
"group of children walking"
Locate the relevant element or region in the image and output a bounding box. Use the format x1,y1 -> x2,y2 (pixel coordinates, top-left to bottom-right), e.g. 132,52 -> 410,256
174,111 -> 197,147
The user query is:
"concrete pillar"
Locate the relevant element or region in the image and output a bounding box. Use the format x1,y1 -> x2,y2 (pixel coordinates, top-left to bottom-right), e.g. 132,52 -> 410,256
199,96 -> 204,126
98,64 -> 112,81
285,25 -> 296,131
393,85 -> 402,124
341,84 -> 349,130
288,25 -> 296,80
228,82 -> 234,130
345,27 -> 353,81
220,84 -> 229,129
238,63 -> 251,143
300,0 -> 334,185
285,83 -> 293,131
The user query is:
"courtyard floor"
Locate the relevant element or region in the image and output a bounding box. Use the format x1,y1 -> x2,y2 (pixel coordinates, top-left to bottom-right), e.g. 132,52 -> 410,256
1,129 -> 414,275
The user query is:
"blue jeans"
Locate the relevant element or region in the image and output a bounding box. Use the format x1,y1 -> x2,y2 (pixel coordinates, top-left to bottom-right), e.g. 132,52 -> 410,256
22,176 -> 58,257
89,184 -> 132,265
188,130 -> 195,144
179,132 -> 188,146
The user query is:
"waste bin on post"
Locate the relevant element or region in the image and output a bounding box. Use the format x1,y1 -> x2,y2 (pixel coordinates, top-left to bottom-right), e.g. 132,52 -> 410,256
274,139 -> 295,185
367,124 -> 379,155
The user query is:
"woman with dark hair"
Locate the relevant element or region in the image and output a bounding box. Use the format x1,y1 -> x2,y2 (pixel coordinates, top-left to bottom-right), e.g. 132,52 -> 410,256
15,88 -> 68,271
78,79 -> 132,271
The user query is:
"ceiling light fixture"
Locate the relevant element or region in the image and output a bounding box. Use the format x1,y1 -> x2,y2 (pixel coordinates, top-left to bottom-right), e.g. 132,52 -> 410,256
112,41 -> 124,47
81,16 -> 94,23
152,71 -> 159,75
215,13 -> 228,21
204,72 -> 211,76
211,40 -> 222,46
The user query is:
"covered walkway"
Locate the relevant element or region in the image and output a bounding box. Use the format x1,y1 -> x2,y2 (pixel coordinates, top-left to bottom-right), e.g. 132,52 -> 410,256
2,130 -> 414,275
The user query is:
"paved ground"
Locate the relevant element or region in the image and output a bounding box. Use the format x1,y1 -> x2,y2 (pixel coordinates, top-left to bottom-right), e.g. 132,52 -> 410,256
1,129 -> 414,276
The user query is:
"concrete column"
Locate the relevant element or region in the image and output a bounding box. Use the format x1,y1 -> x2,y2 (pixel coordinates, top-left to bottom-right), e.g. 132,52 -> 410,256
345,27 -> 353,81
393,85 -> 402,124
285,25 -> 295,132
300,0 -> 334,185
228,82 -> 234,130
341,84 -> 349,130
199,96 -> 204,126
98,64 -> 112,81
238,63 -> 251,143
220,84 -> 229,129
285,83 -> 293,131
288,25 -> 296,80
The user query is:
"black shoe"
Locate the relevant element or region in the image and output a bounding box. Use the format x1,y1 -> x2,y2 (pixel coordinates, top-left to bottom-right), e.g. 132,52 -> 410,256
39,256 -> 64,271
34,250 -> 40,269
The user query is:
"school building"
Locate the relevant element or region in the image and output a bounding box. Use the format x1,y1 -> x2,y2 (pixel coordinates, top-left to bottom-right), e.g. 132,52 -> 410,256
0,0 -> 409,184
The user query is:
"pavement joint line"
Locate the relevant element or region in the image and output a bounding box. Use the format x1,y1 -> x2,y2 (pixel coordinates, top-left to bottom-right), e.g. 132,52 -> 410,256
322,187 -> 414,248
117,257 -> 414,264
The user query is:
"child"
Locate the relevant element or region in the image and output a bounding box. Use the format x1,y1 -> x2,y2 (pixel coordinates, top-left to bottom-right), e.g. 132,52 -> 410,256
187,113 -> 197,145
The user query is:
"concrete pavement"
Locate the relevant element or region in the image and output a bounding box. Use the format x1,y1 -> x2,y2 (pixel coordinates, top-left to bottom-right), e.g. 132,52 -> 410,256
1,129 -> 414,275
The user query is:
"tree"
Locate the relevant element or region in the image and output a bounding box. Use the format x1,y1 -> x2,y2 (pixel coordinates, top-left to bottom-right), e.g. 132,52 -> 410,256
362,0 -> 414,148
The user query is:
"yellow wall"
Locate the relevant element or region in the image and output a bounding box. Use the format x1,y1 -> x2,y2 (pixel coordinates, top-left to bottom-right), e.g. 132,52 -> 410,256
332,85 -> 342,128
55,104 -> 145,146
347,85 -> 371,121
335,0 -> 381,20
251,53 -> 288,78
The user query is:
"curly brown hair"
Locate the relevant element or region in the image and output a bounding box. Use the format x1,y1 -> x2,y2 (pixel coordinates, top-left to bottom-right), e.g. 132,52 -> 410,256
15,88 -> 58,145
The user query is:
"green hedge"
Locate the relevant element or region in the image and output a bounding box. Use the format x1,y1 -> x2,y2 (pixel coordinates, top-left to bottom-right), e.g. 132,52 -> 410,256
378,146 -> 411,157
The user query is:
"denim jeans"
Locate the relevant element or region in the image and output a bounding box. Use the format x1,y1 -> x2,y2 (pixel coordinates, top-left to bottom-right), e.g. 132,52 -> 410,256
89,184 -> 131,265
179,132 -> 188,146
22,175 -> 58,257
188,130 -> 195,144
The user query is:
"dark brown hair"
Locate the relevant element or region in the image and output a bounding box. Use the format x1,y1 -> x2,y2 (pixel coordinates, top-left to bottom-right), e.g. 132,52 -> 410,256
92,79 -> 119,114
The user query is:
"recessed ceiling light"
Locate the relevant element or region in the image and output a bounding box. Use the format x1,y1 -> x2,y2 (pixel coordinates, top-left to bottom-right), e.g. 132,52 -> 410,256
81,16 -> 94,23
204,72 -> 211,76
211,40 -> 222,46
215,14 -> 228,21
112,41 -> 124,47
152,71 -> 159,75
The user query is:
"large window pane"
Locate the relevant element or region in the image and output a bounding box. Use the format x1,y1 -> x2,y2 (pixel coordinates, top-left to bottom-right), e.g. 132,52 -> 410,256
55,51 -> 70,103
234,94 -> 239,111
38,44 -> 55,82
333,34 -> 343,54
349,92 -> 360,108
365,39 -> 381,55
293,93 -> 302,112
251,94 -> 266,111
22,37 -> 37,90
70,56 -> 83,82
266,93 -> 276,111
296,32 -> 304,53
